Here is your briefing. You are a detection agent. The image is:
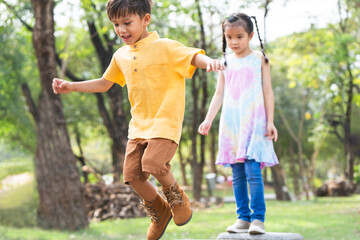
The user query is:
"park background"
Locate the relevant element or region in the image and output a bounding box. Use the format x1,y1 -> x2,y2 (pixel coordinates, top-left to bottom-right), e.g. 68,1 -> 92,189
0,0 -> 359,239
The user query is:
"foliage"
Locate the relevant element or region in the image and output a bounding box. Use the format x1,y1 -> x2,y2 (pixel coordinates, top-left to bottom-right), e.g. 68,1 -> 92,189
0,19 -> 38,153
0,0 -> 359,202
354,165 -> 360,184
269,11 -> 360,185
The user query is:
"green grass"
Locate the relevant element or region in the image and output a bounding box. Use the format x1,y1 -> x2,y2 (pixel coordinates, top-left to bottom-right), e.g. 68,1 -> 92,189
0,179 -> 38,228
184,184 -> 274,199
0,159 -> 358,240
0,194 -> 359,240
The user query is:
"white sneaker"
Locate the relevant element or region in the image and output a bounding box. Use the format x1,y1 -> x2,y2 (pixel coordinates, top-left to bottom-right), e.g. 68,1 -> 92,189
248,220 -> 265,234
226,219 -> 250,233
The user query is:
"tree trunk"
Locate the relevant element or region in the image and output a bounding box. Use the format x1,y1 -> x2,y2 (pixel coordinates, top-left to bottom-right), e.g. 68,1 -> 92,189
263,168 -> 271,186
308,126 -> 327,195
87,20 -> 128,182
297,141 -> 309,200
263,0 -> 272,46
75,126 -> 89,183
191,0 -> 208,201
278,91 -> 310,200
329,0 -> 356,182
178,140 -> 188,186
191,74 -> 201,201
198,70 -> 207,199
272,144 -> 291,201
289,140 -> 300,198
210,132 -> 217,174
108,85 -> 128,182
343,50 -> 355,182
29,0 -> 88,230
271,165 -> 291,201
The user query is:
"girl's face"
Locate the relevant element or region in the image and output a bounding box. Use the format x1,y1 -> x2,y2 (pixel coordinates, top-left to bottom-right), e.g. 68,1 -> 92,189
224,26 -> 254,56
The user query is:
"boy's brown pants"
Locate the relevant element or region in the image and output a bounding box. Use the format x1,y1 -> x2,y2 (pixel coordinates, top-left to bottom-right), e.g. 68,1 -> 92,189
123,138 -> 178,184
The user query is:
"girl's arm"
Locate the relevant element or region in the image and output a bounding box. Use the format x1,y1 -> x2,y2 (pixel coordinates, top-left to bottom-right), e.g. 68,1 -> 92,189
198,72 -> 225,135
191,53 -> 225,72
52,77 -> 114,94
262,57 -> 278,142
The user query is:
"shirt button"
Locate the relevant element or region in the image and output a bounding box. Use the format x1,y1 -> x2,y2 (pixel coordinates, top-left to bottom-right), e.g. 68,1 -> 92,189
134,45 -> 137,48
133,56 -> 137,60
134,68 -> 138,72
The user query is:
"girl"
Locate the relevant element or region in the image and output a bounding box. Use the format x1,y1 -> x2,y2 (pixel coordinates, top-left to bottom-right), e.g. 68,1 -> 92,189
198,12 -> 278,234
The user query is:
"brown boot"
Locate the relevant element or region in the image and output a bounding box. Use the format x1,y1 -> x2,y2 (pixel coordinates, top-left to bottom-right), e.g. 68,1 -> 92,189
141,194 -> 172,240
162,182 -> 192,226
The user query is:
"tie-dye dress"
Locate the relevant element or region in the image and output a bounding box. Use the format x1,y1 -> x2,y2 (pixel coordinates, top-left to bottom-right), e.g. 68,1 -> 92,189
216,51 -> 278,168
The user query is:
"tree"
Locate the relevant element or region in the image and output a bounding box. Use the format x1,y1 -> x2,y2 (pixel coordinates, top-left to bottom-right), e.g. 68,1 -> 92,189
186,0 -> 223,201
26,0 -> 87,230
324,0 -> 359,181
271,28 -> 327,199
55,0 -> 129,182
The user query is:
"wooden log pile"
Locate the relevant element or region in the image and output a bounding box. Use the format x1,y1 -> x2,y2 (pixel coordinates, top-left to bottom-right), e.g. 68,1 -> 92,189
84,182 -> 147,221
316,178 -> 356,197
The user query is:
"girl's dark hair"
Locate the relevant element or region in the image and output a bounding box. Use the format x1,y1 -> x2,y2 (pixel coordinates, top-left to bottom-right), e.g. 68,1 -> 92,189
107,0 -> 153,20
222,13 -> 268,66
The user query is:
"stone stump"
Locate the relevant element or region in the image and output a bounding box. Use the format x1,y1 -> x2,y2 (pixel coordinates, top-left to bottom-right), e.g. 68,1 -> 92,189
217,232 -> 303,240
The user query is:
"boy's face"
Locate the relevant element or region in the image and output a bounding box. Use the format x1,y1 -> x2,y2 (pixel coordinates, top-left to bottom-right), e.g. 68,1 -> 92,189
111,13 -> 151,45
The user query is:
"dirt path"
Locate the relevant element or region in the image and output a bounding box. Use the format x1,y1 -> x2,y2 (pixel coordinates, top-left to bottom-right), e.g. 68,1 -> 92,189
0,172 -> 33,193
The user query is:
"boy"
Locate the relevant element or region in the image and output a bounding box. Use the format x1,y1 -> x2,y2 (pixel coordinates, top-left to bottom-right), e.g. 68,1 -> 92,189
53,0 -> 224,239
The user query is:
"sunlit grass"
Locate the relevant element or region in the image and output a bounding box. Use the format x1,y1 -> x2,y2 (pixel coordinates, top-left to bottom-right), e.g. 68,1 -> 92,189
0,179 -> 38,228
1,158 -> 359,240
0,180 -> 36,209
0,193 -> 359,240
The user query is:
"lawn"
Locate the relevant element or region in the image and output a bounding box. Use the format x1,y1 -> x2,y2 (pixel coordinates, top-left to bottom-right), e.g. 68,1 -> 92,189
0,158 -> 359,240
0,193 -> 359,240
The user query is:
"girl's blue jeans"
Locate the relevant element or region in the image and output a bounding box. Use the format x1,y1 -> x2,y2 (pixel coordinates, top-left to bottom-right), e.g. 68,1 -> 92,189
231,160 -> 266,222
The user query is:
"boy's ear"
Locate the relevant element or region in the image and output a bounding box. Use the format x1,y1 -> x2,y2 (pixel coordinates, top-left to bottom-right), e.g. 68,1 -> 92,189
143,13 -> 151,26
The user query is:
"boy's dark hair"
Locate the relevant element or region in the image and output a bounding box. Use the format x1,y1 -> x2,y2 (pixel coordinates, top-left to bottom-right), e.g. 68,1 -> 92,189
222,12 -> 268,66
107,0 -> 153,20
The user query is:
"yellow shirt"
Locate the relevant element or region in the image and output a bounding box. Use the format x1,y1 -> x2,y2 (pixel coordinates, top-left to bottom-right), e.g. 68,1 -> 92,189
103,32 -> 204,144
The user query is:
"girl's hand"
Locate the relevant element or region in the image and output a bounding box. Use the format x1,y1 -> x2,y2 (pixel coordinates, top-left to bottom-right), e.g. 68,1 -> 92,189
198,119 -> 212,136
206,59 -> 225,72
52,78 -> 73,94
265,122 -> 278,142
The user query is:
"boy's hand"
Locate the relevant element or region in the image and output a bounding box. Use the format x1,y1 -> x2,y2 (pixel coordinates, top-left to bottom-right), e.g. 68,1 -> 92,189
198,119 -> 212,136
52,78 -> 73,94
206,59 -> 225,72
265,122 -> 278,142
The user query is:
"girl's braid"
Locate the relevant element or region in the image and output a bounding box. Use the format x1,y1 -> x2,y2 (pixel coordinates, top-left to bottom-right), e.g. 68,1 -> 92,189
222,24 -> 227,66
250,16 -> 269,63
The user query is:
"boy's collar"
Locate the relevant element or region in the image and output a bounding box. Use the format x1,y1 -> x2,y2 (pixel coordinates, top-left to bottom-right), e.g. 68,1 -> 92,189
129,31 -> 159,50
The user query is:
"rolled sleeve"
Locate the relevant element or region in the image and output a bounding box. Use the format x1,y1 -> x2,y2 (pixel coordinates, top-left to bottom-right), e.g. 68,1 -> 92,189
166,39 -> 205,79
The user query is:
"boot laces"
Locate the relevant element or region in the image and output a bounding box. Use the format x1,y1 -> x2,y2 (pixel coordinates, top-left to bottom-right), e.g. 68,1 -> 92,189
164,185 -> 183,207
141,201 -> 159,222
